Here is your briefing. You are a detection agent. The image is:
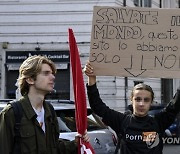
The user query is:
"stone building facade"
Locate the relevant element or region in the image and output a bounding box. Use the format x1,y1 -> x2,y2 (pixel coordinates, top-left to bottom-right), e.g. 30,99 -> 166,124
0,0 -> 179,111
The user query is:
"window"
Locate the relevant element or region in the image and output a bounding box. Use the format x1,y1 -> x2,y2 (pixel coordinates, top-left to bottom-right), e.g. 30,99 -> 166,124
134,0 -> 152,7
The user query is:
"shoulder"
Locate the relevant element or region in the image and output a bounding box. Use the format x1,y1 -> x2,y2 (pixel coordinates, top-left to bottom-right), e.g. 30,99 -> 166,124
124,110 -> 132,115
1,99 -> 24,118
0,103 -> 15,124
0,103 -> 13,115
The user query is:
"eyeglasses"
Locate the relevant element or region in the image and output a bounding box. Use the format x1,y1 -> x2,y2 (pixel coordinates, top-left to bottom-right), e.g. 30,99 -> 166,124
134,97 -> 151,103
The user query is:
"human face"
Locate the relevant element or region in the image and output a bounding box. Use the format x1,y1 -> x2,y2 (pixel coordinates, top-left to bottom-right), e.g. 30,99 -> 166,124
32,63 -> 55,95
131,89 -> 152,117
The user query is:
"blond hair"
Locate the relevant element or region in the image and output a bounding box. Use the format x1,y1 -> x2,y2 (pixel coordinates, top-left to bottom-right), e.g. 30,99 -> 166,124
17,55 -> 56,96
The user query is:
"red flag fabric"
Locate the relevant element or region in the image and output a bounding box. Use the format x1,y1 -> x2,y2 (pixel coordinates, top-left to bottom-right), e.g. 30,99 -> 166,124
68,28 -> 95,154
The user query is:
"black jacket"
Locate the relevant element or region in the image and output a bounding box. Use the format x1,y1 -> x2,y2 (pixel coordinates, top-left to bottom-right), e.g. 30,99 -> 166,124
87,83 -> 180,154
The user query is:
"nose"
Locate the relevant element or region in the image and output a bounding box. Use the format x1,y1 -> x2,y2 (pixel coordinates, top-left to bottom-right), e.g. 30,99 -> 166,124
50,73 -> 55,80
139,101 -> 144,106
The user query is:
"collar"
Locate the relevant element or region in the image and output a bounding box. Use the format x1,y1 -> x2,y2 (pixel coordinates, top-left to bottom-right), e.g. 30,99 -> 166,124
132,114 -> 150,122
19,95 -> 52,120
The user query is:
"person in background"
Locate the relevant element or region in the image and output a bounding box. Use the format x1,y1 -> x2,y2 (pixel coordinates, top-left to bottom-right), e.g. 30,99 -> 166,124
84,61 -> 180,154
0,55 -> 89,154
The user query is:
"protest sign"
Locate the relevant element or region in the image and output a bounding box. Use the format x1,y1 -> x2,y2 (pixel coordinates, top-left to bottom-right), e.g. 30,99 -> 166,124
89,6 -> 180,78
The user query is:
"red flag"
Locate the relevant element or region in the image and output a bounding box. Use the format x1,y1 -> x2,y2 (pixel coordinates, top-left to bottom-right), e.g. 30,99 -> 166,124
68,28 -> 95,154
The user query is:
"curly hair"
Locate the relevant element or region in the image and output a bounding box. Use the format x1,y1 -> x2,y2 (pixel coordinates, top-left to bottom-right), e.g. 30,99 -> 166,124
17,55 -> 56,96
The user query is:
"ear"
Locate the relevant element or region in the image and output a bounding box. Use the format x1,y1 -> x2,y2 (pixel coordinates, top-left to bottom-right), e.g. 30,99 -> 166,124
26,78 -> 34,85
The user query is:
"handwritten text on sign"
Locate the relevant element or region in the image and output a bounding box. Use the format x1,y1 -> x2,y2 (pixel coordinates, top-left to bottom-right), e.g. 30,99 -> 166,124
89,6 -> 180,78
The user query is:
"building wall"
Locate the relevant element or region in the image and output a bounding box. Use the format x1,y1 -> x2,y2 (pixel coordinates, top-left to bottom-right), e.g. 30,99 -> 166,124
0,0 -> 174,111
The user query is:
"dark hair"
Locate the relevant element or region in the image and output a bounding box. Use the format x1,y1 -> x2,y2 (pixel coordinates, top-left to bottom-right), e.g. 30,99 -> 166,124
130,83 -> 154,102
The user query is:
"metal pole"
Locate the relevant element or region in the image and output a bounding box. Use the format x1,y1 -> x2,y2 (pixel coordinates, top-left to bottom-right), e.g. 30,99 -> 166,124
159,0 -> 162,8
123,0 -> 126,7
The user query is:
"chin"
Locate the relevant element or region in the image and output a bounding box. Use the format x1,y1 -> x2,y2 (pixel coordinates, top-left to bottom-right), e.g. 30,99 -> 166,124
49,89 -> 55,93
136,112 -> 147,117
140,114 -> 147,117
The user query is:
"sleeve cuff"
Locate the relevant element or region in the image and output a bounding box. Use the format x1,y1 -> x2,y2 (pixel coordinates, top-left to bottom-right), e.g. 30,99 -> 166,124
86,83 -> 98,93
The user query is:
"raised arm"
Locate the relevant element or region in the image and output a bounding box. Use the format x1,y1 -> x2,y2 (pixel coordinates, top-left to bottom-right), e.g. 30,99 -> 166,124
84,61 -> 124,133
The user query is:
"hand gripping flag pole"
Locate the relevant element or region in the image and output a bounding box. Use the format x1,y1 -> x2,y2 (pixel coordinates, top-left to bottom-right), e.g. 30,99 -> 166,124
68,28 -> 95,154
